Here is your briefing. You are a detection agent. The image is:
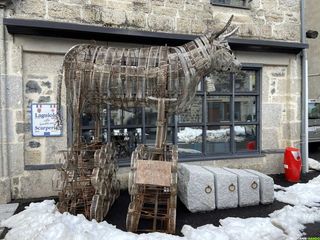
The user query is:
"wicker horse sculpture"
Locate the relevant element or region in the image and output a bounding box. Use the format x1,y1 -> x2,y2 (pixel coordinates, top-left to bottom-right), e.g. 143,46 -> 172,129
56,15 -> 241,232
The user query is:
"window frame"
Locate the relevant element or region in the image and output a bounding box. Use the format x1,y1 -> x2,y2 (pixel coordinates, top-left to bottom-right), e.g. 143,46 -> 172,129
177,65 -> 262,160
210,0 -> 251,9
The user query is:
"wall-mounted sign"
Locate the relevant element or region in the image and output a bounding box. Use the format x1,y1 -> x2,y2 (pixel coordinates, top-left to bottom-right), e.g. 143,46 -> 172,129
31,104 -> 62,137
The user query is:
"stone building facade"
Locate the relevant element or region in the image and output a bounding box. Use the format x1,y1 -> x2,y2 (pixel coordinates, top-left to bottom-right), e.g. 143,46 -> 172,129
0,0 -> 306,203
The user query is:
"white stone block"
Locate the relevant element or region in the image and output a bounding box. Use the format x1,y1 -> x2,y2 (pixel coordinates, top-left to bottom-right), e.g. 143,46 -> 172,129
224,168 -> 260,207
245,169 -> 274,204
204,167 -> 238,209
178,164 -> 215,212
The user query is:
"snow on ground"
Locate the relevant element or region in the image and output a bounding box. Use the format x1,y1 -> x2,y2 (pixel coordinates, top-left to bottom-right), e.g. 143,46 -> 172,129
270,205 -> 320,240
2,174 -> 320,240
309,157 -> 320,170
177,127 -> 246,144
274,174 -> 320,207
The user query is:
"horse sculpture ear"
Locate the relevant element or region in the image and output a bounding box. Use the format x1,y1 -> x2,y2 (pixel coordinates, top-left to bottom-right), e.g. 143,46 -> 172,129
209,15 -> 235,41
219,26 -> 239,41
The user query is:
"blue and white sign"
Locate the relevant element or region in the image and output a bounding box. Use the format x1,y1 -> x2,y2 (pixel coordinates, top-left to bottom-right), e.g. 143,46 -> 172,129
31,104 -> 62,137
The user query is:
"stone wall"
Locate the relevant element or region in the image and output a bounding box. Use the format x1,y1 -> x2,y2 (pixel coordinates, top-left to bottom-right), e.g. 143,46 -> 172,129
6,0 -> 301,41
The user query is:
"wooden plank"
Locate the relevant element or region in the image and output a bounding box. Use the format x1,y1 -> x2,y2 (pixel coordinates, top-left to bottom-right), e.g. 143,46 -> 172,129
135,160 -> 172,187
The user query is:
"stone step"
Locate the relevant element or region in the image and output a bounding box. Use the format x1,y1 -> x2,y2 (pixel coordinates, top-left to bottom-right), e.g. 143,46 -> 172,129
204,167 -> 238,209
223,168 -> 260,207
245,169 -> 274,204
178,164 -> 215,213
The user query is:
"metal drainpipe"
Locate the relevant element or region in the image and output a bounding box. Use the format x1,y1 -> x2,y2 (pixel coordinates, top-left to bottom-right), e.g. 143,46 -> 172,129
0,2 -> 9,178
301,0 -> 309,173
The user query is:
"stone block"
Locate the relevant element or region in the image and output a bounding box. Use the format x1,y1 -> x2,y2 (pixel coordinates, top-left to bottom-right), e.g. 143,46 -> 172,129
17,0 -> 46,17
125,11 -> 146,29
0,177 -> 11,204
224,168 -> 260,207
204,167 -> 238,209
245,169 -> 274,204
178,164 -> 215,212
147,14 -> 174,32
102,9 -> 127,26
262,104 -> 282,128
18,170 -> 57,199
48,2 -> 81,21
8,143 -> 24,176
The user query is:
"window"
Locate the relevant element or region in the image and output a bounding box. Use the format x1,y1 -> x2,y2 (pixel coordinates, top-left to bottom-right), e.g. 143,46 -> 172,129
80,68 -> 261,164
178,68 -> 260,158
210,0 -> 250,8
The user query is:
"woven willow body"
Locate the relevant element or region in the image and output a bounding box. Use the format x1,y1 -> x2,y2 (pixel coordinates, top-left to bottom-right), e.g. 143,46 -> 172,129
55,16 -> 241,231
58,16 -> 240,144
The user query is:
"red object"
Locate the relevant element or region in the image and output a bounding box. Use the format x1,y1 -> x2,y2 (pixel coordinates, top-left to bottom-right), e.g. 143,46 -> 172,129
284,147 -> 302,182
246,141 -> 256,151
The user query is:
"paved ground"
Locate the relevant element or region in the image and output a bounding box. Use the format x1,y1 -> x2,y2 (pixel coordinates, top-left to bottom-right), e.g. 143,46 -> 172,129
2,171 -> 320,239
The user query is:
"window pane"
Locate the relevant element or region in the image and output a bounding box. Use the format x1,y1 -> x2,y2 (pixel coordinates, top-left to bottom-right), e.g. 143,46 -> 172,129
81,108 -> 109,128
110,108 -> 142,126
145,127 -> 174,145
205,72 -> 232,93
235,125 -> 257,152
145,107 -> 157,126
178,96 -> 203,123
309,102 -> 320,119
207,96 -> 231,123
235,70 -> 256,92
111,128 -> 142,158
206,126 -> 231,154
177,127 -> 203,156
145,107 -> 173,126
234,96 -> 256,122
81,112 -> 94,127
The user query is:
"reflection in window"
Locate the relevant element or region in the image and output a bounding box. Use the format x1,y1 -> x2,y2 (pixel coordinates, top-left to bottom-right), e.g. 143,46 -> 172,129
205,72 -> 231,93
234,96 -> 256,122
309,103 -> 320,119
145,127 -> 174,145
235,125 -> 257,152
206,126 -> 231,154
178,127 -> 203,156
111,128 -> 142,158
207,96 -> 230,123
235,70 -> 256,92
80,68 -> 260,161
111,108 -> 142,126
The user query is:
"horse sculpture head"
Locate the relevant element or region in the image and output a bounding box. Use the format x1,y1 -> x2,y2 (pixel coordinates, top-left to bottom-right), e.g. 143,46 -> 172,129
206,15 -> 241,73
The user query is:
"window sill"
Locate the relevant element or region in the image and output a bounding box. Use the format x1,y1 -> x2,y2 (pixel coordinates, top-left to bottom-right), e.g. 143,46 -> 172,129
25,164 -> 59,170
118,152 -> 265,167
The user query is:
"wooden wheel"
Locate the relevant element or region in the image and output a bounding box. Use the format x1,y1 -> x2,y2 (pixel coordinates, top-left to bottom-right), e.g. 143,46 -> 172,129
90,194 -> 104,222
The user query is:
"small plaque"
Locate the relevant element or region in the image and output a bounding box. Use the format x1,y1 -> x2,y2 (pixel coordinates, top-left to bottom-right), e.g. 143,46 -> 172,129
135,160 -> 172,187
31,104 -> 62,137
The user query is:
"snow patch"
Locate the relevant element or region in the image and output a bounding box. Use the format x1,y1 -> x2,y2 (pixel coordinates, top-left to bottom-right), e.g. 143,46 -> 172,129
309,158 -> 320,171
275,175 -> 320,207
270,205 -> 320,240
